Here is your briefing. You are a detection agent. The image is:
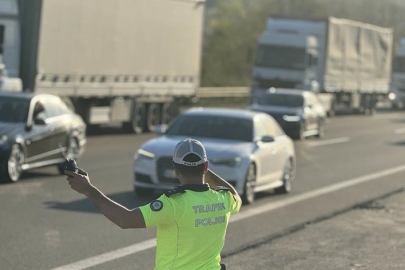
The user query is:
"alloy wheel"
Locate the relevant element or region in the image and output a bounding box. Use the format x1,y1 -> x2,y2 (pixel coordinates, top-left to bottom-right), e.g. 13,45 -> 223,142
8,145 -> 24,182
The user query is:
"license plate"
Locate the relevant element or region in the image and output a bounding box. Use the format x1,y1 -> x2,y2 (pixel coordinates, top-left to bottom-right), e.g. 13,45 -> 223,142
163,169 -> 176,178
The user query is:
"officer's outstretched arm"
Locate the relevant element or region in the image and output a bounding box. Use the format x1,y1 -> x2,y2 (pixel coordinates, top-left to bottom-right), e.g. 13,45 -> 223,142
66,171 -> 146,229
84,185 -> 147,229
205,169 -> 241,201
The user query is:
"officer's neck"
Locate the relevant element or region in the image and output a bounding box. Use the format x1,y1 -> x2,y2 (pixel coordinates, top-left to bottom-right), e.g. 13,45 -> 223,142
179,176 -> 204,186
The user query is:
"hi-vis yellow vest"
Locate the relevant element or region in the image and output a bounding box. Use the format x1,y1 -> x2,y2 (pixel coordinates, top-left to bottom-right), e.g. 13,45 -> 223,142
139,184 -> 241,270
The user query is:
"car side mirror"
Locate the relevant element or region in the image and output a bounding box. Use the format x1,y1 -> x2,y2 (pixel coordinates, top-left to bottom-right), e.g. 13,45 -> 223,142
261,135 -> 275,143
34,117 -> 46,125
153,124 -> 167,135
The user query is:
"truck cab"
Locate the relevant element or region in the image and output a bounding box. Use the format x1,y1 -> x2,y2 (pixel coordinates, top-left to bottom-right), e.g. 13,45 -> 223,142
390,38 -> 405,109
251,17 -> 326,99
0,0 -> 22,92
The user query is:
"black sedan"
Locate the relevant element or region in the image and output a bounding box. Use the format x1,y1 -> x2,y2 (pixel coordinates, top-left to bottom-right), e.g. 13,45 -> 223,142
249,89 -> 326,140
0,92 -> 86,182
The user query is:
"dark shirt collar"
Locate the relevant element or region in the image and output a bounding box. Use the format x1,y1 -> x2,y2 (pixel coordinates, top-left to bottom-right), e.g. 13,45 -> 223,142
181,183 -> 210,192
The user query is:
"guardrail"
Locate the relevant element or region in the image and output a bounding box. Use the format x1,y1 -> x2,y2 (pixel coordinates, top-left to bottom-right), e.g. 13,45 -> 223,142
198,87 -> 249,98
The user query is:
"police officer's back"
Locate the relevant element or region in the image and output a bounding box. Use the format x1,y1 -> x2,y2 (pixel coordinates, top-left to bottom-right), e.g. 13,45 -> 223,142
65,138 -> 241,270
139,139 -> 241,269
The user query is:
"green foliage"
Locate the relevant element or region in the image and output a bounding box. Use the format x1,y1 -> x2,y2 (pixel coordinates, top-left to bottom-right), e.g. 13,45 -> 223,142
202,0 -> 405,87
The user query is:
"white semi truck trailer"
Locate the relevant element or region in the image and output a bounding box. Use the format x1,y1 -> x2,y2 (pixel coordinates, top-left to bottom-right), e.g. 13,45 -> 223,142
0,0 -> 204,133
251,17 -> 393,116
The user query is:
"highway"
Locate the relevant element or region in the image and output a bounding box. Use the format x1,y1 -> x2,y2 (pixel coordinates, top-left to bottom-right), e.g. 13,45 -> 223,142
1,109 -> 405,270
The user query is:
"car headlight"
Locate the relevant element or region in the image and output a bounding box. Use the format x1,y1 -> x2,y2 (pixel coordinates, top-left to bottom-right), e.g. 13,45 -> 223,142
282,115 -> 301,122
210,157 -> 242,167
389,93 -> 396,100
135,149 -> 156,160
0,135 -> 8,146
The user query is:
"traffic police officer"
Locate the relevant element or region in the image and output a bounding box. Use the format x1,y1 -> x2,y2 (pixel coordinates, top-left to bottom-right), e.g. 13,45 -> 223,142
66,139 -> 242,270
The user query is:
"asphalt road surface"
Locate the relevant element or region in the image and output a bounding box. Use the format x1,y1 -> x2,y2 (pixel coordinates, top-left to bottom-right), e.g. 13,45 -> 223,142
1,109 -> 405,270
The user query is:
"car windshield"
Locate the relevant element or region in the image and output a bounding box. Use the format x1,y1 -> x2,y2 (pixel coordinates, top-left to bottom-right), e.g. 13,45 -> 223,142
0,97 -> 30,123
255,45 -> 306,70
256,94 -> 304,108
166,114 -> 253,142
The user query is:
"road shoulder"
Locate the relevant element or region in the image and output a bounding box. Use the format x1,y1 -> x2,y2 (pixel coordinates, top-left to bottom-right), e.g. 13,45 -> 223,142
223,189 -> 405,270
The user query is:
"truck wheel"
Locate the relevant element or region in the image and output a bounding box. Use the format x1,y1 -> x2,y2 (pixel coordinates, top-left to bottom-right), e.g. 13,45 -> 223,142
364,95 -> 372,115
161,102 -> 176,125
292,123 -> 305,140
316,120 -> 325,138
123,103 -> 146,134
327,98 -> 336,117
145,103 -> 161,132
369,96 -> 377,115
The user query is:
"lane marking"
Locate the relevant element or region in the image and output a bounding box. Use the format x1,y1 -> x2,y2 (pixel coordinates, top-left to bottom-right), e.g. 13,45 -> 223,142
306,137 -> 350,148
50,164 -> 405,270
395,128 -> 405,134
231,164 -> 405,222
50,239 -> 156,270
372,114 -> 401,120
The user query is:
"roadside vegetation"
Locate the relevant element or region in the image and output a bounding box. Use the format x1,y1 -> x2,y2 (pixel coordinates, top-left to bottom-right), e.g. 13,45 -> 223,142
202,0 -> 405,87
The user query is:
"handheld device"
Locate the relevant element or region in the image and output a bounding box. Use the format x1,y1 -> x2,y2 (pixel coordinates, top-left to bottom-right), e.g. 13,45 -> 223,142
64,159 -> 79,174
58,143 -> 86,177
64,158 -> 87,176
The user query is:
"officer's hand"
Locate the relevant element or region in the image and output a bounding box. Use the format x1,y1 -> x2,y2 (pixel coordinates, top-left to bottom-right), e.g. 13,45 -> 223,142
65,170 -> 92,195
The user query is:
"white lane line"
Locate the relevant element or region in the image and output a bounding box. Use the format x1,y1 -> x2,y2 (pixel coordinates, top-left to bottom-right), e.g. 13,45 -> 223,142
306,137 -> 350,148
395,128 -> 405,134
50,164 -> 405,270
372,114 -> 401,120
50,239 -> 156,270
231,164 -> 405,222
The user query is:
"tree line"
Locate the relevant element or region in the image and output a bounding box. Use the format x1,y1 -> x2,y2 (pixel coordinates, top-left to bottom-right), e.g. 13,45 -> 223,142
201,0 -> 405,87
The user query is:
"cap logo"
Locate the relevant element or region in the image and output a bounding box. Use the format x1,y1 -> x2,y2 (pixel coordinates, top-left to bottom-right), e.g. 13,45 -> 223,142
183,161 -> 203,166
172,139 -> 207,167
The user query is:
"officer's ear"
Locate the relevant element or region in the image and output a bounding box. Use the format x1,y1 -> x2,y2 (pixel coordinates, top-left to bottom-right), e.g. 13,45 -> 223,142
203,161 -> 209,173
173,165 -> 181,178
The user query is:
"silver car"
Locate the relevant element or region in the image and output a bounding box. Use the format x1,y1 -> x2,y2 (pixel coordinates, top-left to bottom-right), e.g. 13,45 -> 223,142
133,108 -> 296,204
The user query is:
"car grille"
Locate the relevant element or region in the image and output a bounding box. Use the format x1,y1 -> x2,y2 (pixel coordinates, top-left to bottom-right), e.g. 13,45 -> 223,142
399,88 -> 405,93
269,114 -> 284,124
157,157 -> 180,184
135,173 -> 152,184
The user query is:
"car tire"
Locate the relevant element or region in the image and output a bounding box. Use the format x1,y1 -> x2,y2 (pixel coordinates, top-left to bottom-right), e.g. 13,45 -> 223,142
275,159 -> 294,194
1,144 -> 25,183
242,163 -> 256,205
134,186 -> 155,197
57,138 -> 79,174
316,120 -> 325,139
